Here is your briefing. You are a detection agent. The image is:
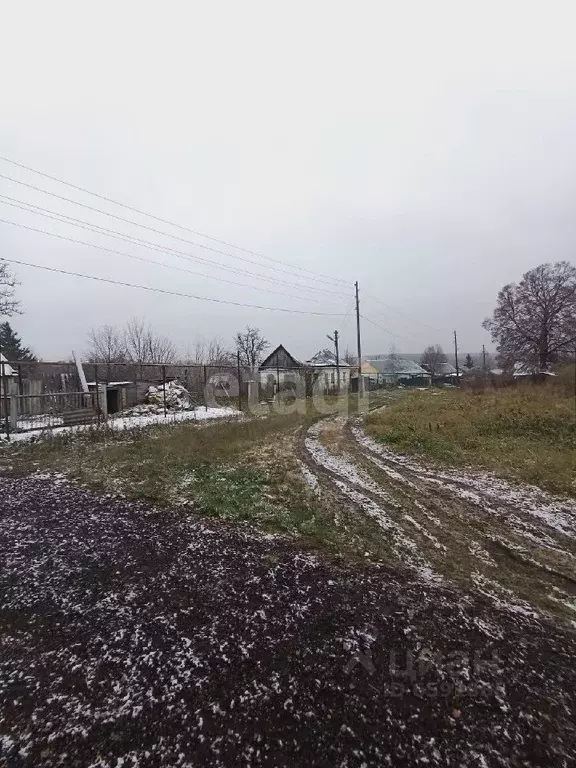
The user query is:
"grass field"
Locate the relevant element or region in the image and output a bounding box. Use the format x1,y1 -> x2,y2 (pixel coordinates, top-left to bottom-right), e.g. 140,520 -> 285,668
365,369 -> 576,497
3,406 -> 394,561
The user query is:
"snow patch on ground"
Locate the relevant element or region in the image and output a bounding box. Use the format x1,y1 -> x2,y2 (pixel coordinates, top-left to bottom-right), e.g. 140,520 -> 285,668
5,407 -> 242,443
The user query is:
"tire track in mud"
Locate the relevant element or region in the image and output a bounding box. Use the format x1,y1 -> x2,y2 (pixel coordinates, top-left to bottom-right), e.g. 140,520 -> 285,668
300,416 -> 576,623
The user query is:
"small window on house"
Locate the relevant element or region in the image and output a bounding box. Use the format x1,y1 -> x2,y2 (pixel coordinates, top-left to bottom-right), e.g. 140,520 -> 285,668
331,372 -> 335,384
343,372 -> 347,382
325,373 -> 329,385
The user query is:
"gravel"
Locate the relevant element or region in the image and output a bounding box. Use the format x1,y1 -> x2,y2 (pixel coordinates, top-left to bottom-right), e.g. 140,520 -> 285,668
1,475 -> 575,767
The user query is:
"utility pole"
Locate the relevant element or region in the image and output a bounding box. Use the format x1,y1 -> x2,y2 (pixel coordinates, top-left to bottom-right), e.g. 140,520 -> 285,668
355,282 -> 363,395
327,330 -> 340,392
454,330 -> 460,385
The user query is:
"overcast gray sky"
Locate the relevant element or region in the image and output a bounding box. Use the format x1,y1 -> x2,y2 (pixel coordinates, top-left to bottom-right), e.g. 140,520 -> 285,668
1,1 -> 576,362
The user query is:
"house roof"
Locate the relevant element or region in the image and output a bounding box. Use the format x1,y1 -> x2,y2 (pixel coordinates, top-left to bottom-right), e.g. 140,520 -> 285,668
437,361 -> 457,375
259,344 -> 302,370
306,349 -> 351,368
0,353 -> 15,377
513,362 -> 556,377
366,357 -> 429,376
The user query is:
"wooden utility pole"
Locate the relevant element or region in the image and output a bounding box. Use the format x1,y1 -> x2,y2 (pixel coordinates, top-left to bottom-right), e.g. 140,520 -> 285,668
454,330 -> 460,385
236,350 -> 242,410
327,330 -> 340,391
355,282 -> 363,394
482,344 -> 487,371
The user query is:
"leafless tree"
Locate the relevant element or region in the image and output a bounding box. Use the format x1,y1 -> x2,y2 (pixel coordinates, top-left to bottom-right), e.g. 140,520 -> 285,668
234,326 -> 269,370
343,347 -> 357,366
207,337 -> 234,366
86,324 -> 127,380
483,261 -> 576,371
185,336 -> 233,366
0,262 -> 21,317
87,325 -> 127,363
420,345 -> 447,377
124,317 -> 177,365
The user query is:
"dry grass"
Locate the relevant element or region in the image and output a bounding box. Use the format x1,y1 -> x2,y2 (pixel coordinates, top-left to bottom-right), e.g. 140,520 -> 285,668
365,373 -> 576,496
3,411 -> 388,559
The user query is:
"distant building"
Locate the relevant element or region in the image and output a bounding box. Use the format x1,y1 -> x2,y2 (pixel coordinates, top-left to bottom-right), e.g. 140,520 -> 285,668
306,349 -> 351,392
512,362 -> 555,379
258,345 -> 302,390
362,355 -> 431,386
0,353 -> 15,377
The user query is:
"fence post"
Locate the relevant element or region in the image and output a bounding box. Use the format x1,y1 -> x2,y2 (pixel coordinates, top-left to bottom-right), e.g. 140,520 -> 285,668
162,365 -> 167,417
236,351 -> 242,410
2,366 -> 10,441
94,364 -> 100,423
203,365 -> 208,412
9,380 -> 18,431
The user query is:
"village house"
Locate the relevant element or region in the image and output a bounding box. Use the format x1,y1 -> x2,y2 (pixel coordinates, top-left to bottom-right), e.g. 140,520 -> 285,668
258,345 -> 303,391
305,349 -> 350,393
360,355 -> 432,387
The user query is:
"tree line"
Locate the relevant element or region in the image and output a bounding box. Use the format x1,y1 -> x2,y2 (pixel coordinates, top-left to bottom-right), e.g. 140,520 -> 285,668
86,320 -> 271,369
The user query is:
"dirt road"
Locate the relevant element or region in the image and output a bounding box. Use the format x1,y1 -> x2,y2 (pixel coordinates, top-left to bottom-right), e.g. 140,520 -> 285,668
301,414 -> 576,622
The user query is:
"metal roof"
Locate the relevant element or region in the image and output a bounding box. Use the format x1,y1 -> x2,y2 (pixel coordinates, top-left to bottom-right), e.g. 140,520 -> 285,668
306,349 -> 351,367
366,357 -> 429,376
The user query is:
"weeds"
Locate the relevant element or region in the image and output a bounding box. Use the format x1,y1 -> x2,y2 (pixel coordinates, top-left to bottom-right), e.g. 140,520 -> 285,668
366,381 -> 576,496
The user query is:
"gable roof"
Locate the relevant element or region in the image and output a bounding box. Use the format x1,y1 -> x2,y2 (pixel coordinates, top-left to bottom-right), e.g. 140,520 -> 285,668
259,344 -> 302,370
306,349 -> 351,368
0,352 -> 15,377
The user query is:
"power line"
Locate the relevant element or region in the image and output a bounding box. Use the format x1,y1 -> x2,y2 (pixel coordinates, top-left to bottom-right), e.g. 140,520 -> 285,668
360,313 -> 417,342
362,293 -> 444,334
0,256 -> 346,316
0,157 -> 350,287
0,207 -> 325,304
0,197 -> 351,299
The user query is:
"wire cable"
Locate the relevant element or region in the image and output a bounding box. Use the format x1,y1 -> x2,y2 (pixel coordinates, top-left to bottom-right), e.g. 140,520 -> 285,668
0,255 -> 347,316
0,197 -> 351,299
0,158 -> 350,287
0,205 -> 325,303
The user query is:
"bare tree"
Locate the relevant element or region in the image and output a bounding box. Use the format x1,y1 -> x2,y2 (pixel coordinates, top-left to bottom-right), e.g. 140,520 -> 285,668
234,326 -> 269,369
483,262 -> 576,371
87,325 -> 126,363
343,347 -> 357,366
86,324 -> 127,380
184,336 -> 233,366
207,337 -> 234,366
0,262 -> 21,317
420,345 -> 447,377
124,317 -> 176,365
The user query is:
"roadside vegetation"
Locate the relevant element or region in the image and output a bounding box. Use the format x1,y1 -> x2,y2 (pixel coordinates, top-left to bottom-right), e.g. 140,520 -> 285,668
365,368 -> 576,497
3,400 -> 392,561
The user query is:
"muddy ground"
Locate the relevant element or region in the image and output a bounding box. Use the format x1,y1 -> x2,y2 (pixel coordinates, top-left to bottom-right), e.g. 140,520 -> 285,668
1,467 -> 576,767
301,415 -> 576,624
